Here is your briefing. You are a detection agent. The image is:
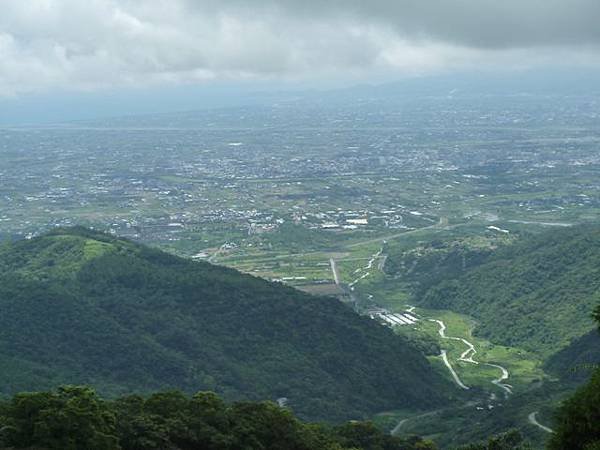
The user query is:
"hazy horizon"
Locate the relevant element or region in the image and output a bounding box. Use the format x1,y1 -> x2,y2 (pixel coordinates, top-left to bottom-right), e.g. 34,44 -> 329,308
1,1 -> 600,124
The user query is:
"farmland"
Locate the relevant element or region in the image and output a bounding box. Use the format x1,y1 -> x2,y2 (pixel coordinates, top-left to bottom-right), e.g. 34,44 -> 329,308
2,87 -> 600,447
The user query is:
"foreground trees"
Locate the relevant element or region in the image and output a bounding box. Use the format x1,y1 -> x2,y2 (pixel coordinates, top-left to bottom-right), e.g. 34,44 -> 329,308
548,304 -> 600,450
456,430 -> 532,450
0,388 -> 435,450
0,386 -> 118,450
548,370 -> 600,450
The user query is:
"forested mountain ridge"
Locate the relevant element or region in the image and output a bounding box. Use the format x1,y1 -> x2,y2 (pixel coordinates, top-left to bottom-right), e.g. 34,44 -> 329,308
0,227 -> 449,421
420,226 -> 600,358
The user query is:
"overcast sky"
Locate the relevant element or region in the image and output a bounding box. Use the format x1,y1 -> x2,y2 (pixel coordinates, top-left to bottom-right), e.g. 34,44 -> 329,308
1,0 -> 599,99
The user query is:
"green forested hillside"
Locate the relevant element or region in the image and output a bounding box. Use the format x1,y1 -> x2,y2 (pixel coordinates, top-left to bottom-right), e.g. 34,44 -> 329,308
0,386 -> 438,450
545,330 -> 600,381
0,227 -> 449,422
421,226 -> 600,356
548,305 -> 600,450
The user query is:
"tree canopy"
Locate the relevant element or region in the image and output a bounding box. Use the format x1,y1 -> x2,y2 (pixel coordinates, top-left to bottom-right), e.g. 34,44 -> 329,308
0,387 -> 437,450
548,305 -> 600,450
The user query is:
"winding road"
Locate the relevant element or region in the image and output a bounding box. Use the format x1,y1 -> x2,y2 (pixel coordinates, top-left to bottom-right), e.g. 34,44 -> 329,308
428,318 -> 512,396
391,313 -> 520,437
486,363 -> 512,396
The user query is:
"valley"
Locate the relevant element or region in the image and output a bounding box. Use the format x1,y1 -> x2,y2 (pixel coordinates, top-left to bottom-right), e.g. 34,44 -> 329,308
238,213 -> 595,448
343,223 -> 599,448
1,90 -> 599,448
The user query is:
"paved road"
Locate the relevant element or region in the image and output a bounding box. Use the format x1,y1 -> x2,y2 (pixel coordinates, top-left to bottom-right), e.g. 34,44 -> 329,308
429,319 -> 470,389
329,258 -> 341,285
430,318 -> 477,363
429,318 -> 512,396
485,363 -> 513,396
528,412 -> 554,434
440,349 -> 470,390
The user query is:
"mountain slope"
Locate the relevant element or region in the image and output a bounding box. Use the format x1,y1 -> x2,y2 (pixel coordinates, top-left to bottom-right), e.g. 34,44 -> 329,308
545,330 -> 600,381
0,227 -> 449,421
421,226 -> 600,357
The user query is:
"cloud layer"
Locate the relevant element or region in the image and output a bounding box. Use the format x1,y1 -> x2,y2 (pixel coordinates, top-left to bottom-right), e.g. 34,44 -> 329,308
1,0 -> 599,95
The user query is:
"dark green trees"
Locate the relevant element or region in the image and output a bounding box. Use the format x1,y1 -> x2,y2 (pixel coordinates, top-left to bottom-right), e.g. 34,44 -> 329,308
420,226 -> 600,356
548,305 -> 600,450
0,387 -> 437,450
547,371 -> 600,450
0,386 -> 119,450
455,430 -> 532,450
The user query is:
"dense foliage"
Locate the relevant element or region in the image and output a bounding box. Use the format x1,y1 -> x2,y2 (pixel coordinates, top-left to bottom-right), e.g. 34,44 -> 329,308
548,305 -> 600,450
384,236 -> 499,297
548,370 -> 600,450
455,430 -> 532,450
0,227 -> 449,422
0,387 -> 437,450
420,226 -> 600,356
544,330 -> 600,381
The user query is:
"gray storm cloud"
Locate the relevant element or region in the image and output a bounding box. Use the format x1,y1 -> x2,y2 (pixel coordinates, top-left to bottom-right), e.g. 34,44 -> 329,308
237,0 -> 600,48
0,0 -> 599,96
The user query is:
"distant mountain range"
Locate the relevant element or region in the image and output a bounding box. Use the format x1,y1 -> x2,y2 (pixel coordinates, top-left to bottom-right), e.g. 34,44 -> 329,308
0,227 -> 449,421
4,69 -> 600,127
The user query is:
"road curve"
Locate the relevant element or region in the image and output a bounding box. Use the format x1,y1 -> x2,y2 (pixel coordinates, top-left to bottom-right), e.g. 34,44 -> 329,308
528,412 -> 554,434
430,319 -> 478,363
391,408 -> 446,436
391,418 -> 411,435
485,363 -> 513,396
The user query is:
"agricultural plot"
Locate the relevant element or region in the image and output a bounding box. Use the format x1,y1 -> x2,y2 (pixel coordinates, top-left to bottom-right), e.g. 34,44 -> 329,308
392,308 -> 546,394
218,251 -> 337,286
